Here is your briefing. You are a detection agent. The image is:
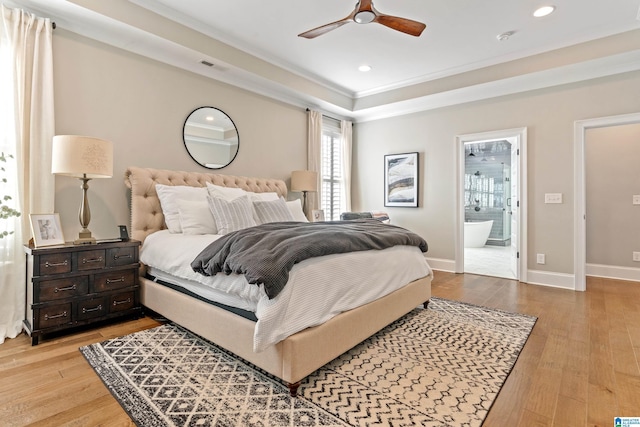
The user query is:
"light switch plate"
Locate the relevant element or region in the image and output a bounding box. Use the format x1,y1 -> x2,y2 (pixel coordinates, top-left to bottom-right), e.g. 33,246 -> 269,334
544,193 -> 563,204
633,195 -> 640,205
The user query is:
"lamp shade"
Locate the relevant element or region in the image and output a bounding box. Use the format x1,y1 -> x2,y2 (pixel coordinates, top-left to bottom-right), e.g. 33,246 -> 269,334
291,170 -> 318,192
52,135 -> 113,178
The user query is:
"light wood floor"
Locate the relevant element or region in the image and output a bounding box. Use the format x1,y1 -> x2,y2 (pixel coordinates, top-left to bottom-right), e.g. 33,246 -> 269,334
1,272 -> 639,426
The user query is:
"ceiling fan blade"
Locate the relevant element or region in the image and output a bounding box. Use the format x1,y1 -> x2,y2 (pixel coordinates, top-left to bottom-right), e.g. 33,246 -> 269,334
374,15 -> 426,37
298,19 -> 352,39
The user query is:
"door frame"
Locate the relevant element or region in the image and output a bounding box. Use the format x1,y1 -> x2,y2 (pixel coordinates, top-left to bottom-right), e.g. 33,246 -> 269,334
573,112 -> 640,291
455,127 -> 528,282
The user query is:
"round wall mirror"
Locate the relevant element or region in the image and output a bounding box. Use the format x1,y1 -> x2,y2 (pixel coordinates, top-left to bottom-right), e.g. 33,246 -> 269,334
183,106 -> 239,169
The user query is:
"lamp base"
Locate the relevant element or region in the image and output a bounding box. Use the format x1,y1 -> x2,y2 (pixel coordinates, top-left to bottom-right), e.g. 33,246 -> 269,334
74,230 -> 96,245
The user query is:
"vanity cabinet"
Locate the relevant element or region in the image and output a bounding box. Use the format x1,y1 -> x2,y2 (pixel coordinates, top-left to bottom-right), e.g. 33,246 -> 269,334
23,240 -> 142,345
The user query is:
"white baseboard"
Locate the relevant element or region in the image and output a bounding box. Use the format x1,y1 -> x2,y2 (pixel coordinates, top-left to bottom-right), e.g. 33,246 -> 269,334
426,258 -> 639,289
427,256 -> 578,289
586,263 -> 640,282
525,270 -> 575,290
425,257 -> 456,273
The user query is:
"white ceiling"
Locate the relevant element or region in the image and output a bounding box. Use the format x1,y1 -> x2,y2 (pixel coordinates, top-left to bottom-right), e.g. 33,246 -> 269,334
8,0 -> 640,121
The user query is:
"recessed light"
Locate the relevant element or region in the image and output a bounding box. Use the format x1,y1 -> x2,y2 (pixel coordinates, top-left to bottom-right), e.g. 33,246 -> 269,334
358,65 -> 372,72
533,5 -> 555,17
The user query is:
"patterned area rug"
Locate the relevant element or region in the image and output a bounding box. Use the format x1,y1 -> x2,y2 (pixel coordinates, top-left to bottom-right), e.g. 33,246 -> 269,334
80,298 -> 536,426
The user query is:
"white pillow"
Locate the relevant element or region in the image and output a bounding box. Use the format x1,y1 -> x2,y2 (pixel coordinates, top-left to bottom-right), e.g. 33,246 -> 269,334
206,182 -> 247,201
249,191 -> 279,202
207,195 -> 256,234
286,199 -> 309,222
178,199 -> 218,235
156,184 -> 208,233
253,197 -> 295,224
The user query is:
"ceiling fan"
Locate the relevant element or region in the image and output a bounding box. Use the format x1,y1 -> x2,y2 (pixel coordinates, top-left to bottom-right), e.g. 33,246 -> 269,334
298,0 -> 426,39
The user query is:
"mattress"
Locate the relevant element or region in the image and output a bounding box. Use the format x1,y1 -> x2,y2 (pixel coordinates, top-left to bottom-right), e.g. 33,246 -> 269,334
140,230 -> 432,351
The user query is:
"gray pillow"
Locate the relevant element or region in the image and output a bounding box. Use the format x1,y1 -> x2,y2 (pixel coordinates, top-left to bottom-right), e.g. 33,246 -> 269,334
207,195 -> 256,234
253,197 -> 295,224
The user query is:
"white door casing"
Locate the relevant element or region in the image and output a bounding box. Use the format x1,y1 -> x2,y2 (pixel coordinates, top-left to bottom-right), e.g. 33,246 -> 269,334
574,112 -> 640,291
455,128 -> 527,282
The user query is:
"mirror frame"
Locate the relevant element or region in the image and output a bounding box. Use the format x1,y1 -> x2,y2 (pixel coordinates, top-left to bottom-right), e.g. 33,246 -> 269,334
182,106 -> 239,169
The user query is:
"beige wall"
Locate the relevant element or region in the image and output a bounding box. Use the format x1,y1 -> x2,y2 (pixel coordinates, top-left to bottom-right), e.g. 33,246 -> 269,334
585,123 -> 640,268
353,71 -> 640,275
52,28 -> 640,279
52,30 -> 307,241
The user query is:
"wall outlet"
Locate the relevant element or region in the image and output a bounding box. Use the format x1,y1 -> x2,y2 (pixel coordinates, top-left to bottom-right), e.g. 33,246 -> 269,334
633,252 -> 640,262
537,253 -> 546,264
544,193 -> 563,204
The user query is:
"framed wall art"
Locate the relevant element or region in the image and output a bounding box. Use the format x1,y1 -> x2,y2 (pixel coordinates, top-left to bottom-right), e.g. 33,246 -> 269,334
29,213 -> 65,247
384,152 -> 419,207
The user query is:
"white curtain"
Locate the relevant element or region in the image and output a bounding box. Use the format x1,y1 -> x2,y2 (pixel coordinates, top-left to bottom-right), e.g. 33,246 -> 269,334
0,5 -> 55,344
340,119 -> 352,213
306,109 -> 322,216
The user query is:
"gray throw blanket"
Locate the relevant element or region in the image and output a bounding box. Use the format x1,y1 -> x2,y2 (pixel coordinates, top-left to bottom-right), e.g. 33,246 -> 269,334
191,219 -> 428,299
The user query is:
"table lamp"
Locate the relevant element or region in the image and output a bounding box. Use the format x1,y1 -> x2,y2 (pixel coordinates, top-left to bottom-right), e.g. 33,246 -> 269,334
291,170 -> 318,216
51,135 -> 113,244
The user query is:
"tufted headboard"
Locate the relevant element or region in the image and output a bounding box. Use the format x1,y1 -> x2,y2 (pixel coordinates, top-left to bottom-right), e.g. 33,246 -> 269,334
124,166 -> 288,245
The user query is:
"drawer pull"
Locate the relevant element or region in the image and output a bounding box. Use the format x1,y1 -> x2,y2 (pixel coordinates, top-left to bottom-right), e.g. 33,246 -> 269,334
82,305 -> 103,313
45,260 -> 68,268
113,254 -> 132,260
106,277 -> 126,284
82,256 -> 103,264
45,311 -> 67,320
113,298 -> 131,306
54,284 -> 77,293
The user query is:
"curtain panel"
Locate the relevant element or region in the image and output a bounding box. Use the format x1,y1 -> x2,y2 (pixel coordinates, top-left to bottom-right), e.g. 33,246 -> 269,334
340,119 -> 352,213
0,5 -> 55,344
306,109 -> 322,217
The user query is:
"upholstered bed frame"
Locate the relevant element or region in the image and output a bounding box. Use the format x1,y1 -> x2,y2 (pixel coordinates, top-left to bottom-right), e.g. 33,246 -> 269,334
124,166 -> 431,396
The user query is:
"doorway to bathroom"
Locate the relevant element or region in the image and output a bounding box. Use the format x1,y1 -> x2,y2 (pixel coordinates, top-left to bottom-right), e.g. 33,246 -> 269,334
455,128 -> 528,281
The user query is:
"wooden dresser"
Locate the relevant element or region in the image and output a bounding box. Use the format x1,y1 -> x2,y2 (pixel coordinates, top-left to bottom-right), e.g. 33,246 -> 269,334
23,240 -> 142,345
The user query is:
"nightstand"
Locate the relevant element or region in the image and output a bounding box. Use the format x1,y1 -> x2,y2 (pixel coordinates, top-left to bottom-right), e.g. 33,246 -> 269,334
23,239 -> 142,345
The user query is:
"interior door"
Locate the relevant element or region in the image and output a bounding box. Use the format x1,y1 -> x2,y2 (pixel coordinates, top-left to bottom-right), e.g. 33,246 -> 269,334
510,141 -> 519,277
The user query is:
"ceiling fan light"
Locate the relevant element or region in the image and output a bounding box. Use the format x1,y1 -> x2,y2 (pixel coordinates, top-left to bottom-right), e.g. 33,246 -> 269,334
354,11 -> 375,24
533,5 -> 555,18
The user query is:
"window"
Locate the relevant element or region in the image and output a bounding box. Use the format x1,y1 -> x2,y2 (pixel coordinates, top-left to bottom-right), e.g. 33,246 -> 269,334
320,118 -> 344,221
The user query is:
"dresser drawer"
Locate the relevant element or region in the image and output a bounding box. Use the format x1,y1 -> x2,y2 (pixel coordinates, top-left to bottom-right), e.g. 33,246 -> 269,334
76,297 -> 108,320
106,246 -> 136,267
38,277 -> 89,302
76,249 -> 106,271
38,253 -> 72,275
36,303 -> 72,328
93,270 -> 135,292
109,291 -> 136,313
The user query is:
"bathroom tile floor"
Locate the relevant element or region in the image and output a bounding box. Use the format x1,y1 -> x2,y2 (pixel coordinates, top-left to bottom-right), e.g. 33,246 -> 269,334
464,245 -> 516,279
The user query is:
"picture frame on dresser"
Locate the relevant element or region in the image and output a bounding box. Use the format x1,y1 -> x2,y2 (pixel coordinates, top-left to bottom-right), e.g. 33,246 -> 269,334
384,152 -> 419,208
29,213 -> 65,247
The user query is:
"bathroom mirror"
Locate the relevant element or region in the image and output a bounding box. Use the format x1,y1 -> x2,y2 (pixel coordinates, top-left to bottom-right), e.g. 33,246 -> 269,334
183,106 -> 239,169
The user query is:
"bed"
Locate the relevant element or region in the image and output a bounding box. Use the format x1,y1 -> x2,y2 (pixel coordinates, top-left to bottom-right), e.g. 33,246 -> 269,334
124,166 -> 432,396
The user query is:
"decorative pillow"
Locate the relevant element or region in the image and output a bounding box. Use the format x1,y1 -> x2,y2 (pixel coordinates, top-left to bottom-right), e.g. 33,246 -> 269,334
156,184 -> 208,233
178,199 -> 218,235
253,197 -> 295,224
207,195 -> 256,234
286,199 -> 309,222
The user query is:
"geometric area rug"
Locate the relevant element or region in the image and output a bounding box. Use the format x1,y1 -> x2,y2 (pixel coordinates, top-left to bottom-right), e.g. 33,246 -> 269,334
80,297 -> 536,427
